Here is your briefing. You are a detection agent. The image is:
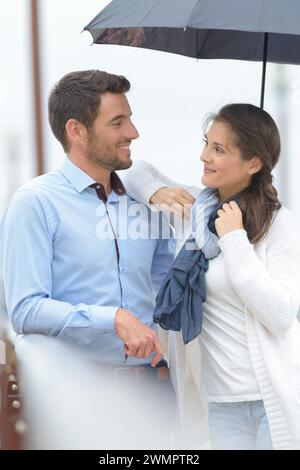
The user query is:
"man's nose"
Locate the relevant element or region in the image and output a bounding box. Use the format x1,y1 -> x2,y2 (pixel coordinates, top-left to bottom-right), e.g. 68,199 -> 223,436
128,121 -> 139,140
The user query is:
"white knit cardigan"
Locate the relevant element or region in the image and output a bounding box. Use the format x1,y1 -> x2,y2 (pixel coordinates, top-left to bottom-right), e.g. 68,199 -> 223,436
122,161 -> 300,450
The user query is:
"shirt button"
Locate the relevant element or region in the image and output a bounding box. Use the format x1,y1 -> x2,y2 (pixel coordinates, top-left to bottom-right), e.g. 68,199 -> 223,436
96,185 -> 101,189
121,267 -> 127,273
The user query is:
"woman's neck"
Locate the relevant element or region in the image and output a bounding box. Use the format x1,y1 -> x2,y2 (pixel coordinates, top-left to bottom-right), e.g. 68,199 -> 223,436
218,185 -> 249,203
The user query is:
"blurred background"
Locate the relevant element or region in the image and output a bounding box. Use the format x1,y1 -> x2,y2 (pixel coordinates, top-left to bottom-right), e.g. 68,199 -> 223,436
1,0 -> 300,218
1,0 -> 300,450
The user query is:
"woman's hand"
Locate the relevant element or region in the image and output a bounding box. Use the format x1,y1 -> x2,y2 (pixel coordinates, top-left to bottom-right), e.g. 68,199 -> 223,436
150,187 -> 196,219
215,201 -> 244,238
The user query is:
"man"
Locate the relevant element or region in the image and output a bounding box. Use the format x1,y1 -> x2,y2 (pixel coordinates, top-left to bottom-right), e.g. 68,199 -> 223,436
0,70 -> 174,369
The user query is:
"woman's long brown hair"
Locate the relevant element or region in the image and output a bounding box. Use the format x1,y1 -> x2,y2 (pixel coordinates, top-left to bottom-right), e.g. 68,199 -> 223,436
206,103 -> 281,244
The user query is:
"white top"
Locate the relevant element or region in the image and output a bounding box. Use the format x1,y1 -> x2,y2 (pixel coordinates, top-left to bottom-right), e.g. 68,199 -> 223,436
201,246 -> 261,402
122,160 -> 300,449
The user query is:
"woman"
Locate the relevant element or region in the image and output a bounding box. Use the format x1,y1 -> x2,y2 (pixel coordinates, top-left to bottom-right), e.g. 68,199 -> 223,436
124,104 -> 300,450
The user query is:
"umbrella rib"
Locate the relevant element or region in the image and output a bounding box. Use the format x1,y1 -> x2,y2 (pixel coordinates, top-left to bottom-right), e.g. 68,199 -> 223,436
195,29 -> 211,59
134,0 -> 164,27
185,0 -> 202,28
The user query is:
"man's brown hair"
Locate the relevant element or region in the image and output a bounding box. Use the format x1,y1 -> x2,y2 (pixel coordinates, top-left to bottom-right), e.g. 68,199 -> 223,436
48,70 -> 130,152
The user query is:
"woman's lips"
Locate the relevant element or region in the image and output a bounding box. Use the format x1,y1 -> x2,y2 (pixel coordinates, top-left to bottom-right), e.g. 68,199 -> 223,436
204,167 -> 216,173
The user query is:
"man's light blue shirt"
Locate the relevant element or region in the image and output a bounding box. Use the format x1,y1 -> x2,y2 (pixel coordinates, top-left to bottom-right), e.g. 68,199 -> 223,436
0,157 -> 174,365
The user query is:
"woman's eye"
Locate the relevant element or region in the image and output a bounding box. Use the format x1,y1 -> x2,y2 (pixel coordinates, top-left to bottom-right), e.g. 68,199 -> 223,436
203,138 -> 208,146
216,146 -> 224,154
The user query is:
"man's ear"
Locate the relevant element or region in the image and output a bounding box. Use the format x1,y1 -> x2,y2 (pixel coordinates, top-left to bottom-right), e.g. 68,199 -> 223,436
65,119 -> 86,143
247,156 -> 263,175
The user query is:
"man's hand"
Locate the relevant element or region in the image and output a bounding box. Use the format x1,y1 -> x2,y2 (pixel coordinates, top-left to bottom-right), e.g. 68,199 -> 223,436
150,187 -> 196,219
215,201 -> 244,238
115,308 -> 163,367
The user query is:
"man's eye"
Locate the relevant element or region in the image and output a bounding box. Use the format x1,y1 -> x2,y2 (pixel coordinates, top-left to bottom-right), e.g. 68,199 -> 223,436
203,138 -> 208,146
112,121 -> 121,127
216,146 -> 224,154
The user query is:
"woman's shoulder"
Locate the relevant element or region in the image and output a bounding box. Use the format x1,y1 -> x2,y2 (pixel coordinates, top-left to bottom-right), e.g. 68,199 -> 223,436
271,205 -> 296,227
265,205 -> 300,247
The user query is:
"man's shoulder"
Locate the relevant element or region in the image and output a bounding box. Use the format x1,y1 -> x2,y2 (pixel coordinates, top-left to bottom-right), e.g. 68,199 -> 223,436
124,193 -> 152,218
5,171 -> 62,214
11,170 -> 63,201
18,170 -> 61,192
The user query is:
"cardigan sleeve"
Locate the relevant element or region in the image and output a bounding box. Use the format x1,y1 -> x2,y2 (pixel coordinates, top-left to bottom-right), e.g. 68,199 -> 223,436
121,160 -> 200,242
218,220 -> 300,337
122,160 -> 199,207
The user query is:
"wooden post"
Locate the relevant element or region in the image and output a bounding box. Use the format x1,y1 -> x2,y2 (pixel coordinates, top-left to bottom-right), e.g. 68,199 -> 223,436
30,0 -> 44,176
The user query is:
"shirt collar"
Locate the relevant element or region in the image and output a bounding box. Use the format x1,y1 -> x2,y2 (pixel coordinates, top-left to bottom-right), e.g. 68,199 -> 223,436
111,172 -> 126,196
60,157 -> 126,197
60,157 -> 95,193
89,173 -> 126,203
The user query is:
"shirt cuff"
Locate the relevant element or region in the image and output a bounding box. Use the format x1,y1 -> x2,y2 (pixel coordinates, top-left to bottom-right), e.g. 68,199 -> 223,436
217,229 -> 250,254
89,305 -> 119,333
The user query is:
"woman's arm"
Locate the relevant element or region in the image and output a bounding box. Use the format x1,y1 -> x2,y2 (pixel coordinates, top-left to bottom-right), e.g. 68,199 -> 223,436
122,160 -> 199,217
218,212 -> 300,336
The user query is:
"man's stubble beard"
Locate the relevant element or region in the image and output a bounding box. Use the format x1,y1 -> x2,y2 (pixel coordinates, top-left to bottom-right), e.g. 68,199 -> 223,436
87,152 -> 132,171
86,136 -> 132,171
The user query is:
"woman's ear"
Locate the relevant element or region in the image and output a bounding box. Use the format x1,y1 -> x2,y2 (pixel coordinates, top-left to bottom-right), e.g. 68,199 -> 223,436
247,156 -> 263,175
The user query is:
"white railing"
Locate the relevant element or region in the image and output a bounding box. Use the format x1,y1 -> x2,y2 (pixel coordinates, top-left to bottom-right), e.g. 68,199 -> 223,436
14,334 -> 173,450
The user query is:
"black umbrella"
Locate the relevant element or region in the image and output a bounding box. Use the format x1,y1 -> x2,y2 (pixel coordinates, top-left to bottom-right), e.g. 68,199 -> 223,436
84,0 -> 300,108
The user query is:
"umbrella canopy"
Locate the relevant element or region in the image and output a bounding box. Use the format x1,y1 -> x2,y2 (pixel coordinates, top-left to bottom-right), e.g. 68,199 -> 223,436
84,0 -> 300,108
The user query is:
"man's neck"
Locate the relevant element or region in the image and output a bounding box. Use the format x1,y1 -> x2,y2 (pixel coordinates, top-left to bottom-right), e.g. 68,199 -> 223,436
68,155 -> 112,194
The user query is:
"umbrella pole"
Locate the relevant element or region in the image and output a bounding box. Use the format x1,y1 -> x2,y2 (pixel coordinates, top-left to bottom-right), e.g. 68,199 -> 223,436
260,32 -> 269,109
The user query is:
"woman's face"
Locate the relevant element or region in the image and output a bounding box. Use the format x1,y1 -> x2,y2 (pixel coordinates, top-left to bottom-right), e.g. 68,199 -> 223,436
200,120 -> 260,201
